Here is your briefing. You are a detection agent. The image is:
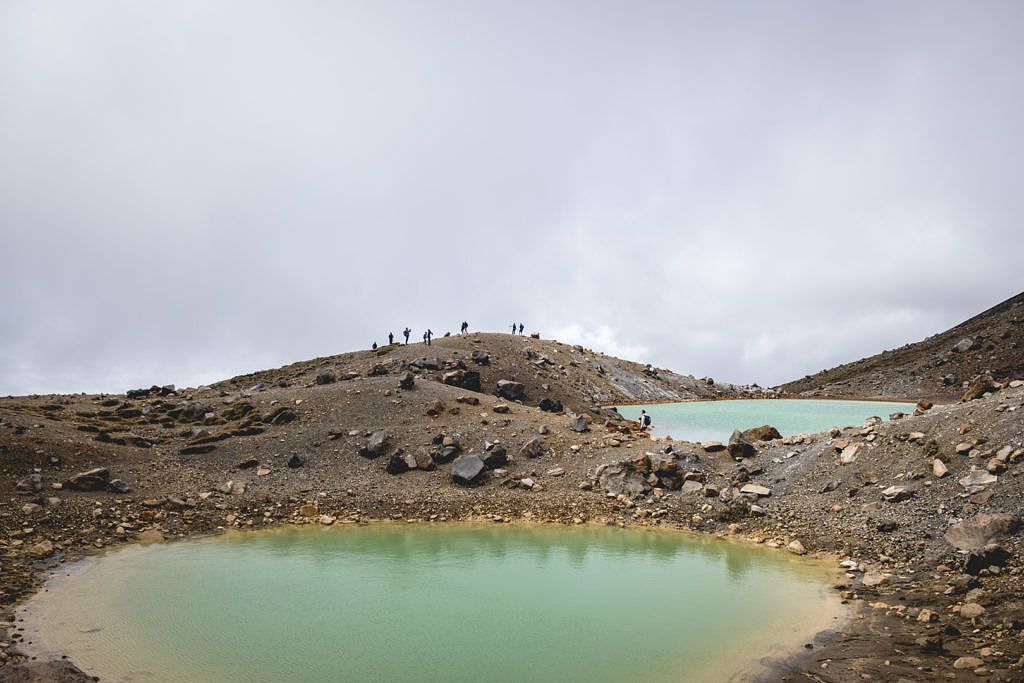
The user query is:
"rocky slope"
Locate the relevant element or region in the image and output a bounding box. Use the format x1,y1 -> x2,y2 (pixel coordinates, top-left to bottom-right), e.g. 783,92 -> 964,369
780,290 -> 1024,401
0,331 -> 1021,681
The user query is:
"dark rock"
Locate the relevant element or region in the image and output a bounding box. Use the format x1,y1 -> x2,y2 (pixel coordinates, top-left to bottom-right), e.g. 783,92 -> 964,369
876,520 -> 899,532
727,430 -> 757,459
367,364 -> 388,377
434,445 -> 460,464
236,458 -> 259,469
287,454 -> 304,468
398,372 -> 415,390
456,395 -> 480,405
180,443 -> 216,456
451,455 -> 486,485
471,350 -> 491,365
386,453 -> 410,474
965,544 -> 1011,575
482,446 -> 508,469
425,400 -> 445,416
359,430 -> 389,459
538,398 -> 564,413
64,467 -> 111,491
412,449 -> 436,471
461,370 -> 481,392
314,372 -> 336,385
411,357 -> 440,370
496,379 -> 525,401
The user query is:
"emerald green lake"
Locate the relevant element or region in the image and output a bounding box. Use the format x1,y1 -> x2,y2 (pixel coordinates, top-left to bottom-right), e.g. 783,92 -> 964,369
616,398 -> 913,442
22,525 -> 839,683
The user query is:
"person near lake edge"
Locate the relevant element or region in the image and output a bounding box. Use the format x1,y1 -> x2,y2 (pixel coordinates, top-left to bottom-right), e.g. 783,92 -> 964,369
638,409 -> 651,431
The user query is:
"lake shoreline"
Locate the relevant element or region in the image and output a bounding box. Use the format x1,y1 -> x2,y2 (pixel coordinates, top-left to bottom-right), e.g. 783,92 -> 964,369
14,520 -> 851,683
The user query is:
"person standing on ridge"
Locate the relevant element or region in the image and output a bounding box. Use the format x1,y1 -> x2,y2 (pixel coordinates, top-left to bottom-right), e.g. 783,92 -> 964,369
461,321 -> 468,334
426,329 -> 433,345
372,341 -> 378,350
511,322 -> 516,334
388,332 -> 394,345
518,322 -> 524,335
403,328 -> 410,344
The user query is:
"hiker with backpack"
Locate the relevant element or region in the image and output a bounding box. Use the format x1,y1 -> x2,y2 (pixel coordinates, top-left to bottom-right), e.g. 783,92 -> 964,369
638,409 -> 652,431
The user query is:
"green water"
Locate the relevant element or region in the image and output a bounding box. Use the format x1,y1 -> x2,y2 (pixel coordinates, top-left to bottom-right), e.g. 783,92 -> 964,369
22,525 -> 839,683
617,398 -> 913,442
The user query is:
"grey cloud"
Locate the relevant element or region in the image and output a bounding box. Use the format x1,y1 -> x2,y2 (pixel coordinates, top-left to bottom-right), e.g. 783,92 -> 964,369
2,1 -> 1022,394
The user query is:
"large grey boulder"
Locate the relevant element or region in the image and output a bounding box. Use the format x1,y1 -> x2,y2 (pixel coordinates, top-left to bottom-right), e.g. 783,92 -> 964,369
944,514 -> 1020,554
496,380 -> 525,401
471,350 -> 491,365
451,455 -> 486,485
360,430 -> 389,459
599,463 -> 648,497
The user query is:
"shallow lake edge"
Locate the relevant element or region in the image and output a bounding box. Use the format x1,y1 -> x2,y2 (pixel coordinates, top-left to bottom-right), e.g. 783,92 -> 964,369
17,520 -> 852,683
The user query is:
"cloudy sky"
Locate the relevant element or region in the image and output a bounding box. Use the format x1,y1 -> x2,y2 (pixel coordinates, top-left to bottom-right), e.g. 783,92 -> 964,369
2,1 -> 1023,395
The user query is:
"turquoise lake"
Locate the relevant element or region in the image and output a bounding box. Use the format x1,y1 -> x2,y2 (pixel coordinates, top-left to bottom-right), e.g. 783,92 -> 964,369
22,525 -> 840,683
616,398 -> 914,442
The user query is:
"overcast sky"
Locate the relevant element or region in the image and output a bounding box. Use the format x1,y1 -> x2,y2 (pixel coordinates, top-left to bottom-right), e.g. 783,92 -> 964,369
2,1 -> 1023,396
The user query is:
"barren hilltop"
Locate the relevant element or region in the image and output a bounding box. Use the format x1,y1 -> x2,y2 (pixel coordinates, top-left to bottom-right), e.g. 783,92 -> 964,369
780,290 -> 1024,402
1,298 -> 1022,681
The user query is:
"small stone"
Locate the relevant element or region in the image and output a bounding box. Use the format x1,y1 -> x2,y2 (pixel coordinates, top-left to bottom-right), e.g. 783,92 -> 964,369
787,540 -> 806,555
959,603 -> 985,619
953,656 -> 984,670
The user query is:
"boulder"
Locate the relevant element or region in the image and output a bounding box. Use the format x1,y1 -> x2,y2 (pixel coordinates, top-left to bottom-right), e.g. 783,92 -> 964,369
471,350 -> 491,365
787,540 -> 806,555
727,430 -> 756,459
385,453 -> 410,475
460,371 -> 482,392
739,483 -> 770,497
314,372 -> 336,385
287,454 -> 305,468
881,485 -> 913,502
496,379 -> 525,401
425,400 -> 445,416
413,450 -> 436,471
599,463 -> 648,497
741,425 -> 782,442
64,467 -> 111,491
570,416 -> 589,433
482,446 -> 508,469
962,373 -> 997,401
359,430 -> 389,459
953,338 -> 976,353
944,513 -> 1020,554
398,372 -> 415,390
451,455 -> 486,485
411,357 -> 440,370
703,441 -> 726,452
538,398 -> 564,413
958,469 -> 997,491
520,437 -> 544,459
838,444 -> 859,465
